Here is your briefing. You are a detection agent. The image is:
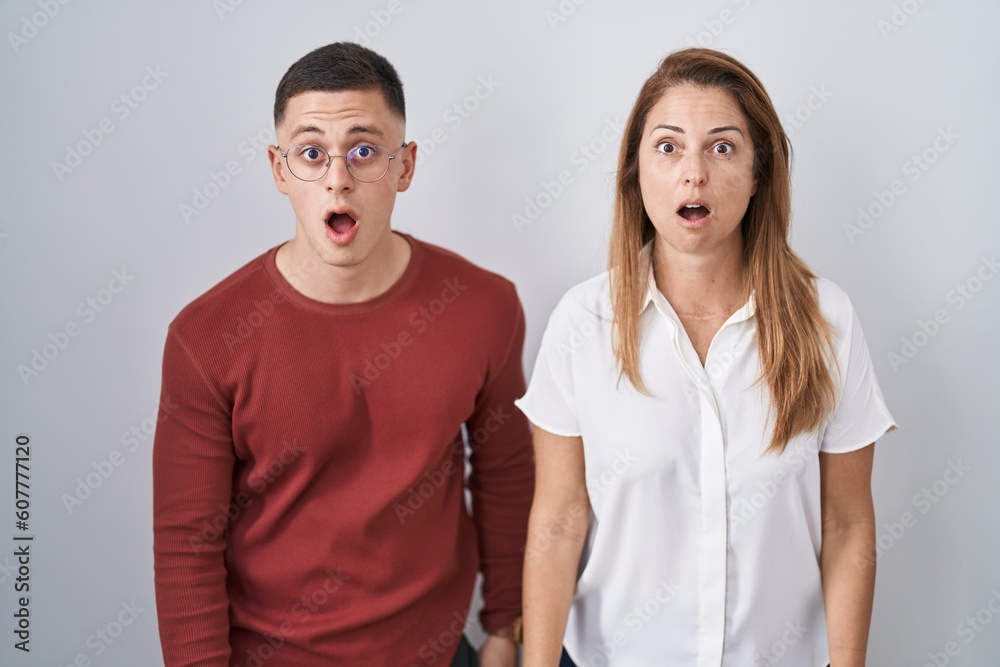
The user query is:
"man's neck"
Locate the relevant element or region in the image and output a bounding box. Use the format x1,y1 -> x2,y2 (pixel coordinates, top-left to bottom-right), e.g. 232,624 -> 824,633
275,229 -> 412,305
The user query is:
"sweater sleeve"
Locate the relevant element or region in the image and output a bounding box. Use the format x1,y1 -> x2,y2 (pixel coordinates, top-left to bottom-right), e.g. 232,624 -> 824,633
152,327 -> 235,666
465,284 -> 535,632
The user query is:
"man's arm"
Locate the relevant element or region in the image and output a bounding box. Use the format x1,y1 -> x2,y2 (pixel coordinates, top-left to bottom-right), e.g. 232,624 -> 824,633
820,443 -> 877,667
152,328 -> 235,667
465,285 -> 535,640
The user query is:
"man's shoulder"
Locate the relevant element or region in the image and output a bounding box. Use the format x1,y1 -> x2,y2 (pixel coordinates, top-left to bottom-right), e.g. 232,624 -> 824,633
410,233 -> 520,307
168,246 -> 280,337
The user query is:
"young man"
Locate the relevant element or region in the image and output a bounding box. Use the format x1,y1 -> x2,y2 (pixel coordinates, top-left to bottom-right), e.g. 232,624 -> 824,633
152,43 -> 532,667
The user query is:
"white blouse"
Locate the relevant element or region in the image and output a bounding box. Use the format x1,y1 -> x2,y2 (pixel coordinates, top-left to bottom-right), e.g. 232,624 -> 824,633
514,241 -> 897,667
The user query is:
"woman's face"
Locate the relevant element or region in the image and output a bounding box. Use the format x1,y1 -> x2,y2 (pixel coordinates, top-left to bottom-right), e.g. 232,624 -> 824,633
638,84 -> 757,259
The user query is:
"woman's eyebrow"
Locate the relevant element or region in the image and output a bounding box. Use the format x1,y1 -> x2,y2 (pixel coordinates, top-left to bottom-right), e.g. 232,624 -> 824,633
648,124 -> 745,136
708,125 -> 744,136
650,124 -> 684,135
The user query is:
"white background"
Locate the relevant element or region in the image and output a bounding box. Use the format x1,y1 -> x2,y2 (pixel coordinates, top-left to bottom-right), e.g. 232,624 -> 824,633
1,1 -> 998,665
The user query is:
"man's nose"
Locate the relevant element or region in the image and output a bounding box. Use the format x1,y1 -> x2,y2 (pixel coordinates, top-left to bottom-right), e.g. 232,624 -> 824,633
324,156 -> 355,192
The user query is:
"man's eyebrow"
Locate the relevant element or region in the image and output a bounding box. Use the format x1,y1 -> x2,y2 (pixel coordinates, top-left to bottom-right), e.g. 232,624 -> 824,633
287,124 -> 386,143
346,124 -> 385,138
648,124 -> 745,137
289,125 -> 323,142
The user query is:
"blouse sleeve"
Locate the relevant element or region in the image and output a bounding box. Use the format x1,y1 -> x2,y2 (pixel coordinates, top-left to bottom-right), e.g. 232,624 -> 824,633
820,297 -> 898,454
513,293 -> 582,437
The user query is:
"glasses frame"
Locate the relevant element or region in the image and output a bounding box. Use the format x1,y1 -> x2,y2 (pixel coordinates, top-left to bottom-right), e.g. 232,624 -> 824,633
277,141 -> 409,183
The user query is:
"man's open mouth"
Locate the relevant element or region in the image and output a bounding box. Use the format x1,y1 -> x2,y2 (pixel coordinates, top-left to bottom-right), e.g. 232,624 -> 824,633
326,212 -> 357,234
677,202 -> 711,222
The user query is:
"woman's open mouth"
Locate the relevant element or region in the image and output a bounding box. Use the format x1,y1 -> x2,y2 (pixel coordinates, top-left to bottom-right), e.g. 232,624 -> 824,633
677,203 -> 711,222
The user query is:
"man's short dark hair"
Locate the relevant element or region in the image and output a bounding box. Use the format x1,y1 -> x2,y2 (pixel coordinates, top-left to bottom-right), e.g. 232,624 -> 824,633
273,42 -> 405,129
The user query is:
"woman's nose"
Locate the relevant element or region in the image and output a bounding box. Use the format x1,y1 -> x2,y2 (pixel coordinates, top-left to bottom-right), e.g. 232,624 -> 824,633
680,153 -> 708,186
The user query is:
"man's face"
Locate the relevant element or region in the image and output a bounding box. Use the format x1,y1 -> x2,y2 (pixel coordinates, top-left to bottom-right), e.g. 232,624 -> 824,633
267,89 -> 416,267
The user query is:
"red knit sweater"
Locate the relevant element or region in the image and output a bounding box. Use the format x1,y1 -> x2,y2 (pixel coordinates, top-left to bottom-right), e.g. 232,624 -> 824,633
152,232 -> 534,666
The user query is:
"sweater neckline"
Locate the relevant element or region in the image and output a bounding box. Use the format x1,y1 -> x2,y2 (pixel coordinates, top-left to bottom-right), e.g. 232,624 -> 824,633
262,231 -> 423,316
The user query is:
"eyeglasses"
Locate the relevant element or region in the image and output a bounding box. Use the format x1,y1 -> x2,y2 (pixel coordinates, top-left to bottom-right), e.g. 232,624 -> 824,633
277,142 -> 408,183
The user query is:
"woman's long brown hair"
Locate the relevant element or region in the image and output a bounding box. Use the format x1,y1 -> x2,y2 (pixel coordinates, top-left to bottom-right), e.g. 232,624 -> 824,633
608,48 -> 838,455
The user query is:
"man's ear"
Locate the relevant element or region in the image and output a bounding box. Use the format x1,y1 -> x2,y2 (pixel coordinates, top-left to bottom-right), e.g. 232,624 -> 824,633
396,141 -> 417,193
267,142 -> 290,196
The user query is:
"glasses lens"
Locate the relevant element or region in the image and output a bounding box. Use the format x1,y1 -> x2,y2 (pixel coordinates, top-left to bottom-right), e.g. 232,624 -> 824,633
287,145 -> 328,181
347,144 -> 389,182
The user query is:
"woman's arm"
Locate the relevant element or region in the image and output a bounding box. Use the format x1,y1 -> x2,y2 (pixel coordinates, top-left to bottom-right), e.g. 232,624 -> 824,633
820,443 -> 877,667
522,425 -> 590,667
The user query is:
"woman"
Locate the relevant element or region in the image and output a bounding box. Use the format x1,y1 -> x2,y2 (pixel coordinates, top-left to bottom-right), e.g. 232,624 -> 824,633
514,48 -> 896,667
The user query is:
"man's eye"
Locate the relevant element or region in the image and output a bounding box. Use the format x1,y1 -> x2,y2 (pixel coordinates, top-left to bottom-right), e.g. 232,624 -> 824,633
351,144 -> 378,161
298,146 -> 325,161
714,142 -> 734,155
656,142 -> 676,154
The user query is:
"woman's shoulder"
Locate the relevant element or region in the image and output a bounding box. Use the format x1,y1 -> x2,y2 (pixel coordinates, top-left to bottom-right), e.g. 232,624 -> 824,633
550,269 -> 615,325
812,274 -> 860,338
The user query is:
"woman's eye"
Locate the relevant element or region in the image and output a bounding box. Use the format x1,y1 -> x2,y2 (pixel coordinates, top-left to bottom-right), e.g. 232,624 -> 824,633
714,142 -> 734,155
656,142 -> 676,155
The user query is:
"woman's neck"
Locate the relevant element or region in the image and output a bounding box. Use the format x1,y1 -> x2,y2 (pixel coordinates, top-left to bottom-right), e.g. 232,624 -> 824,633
651,235 -> 749,318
